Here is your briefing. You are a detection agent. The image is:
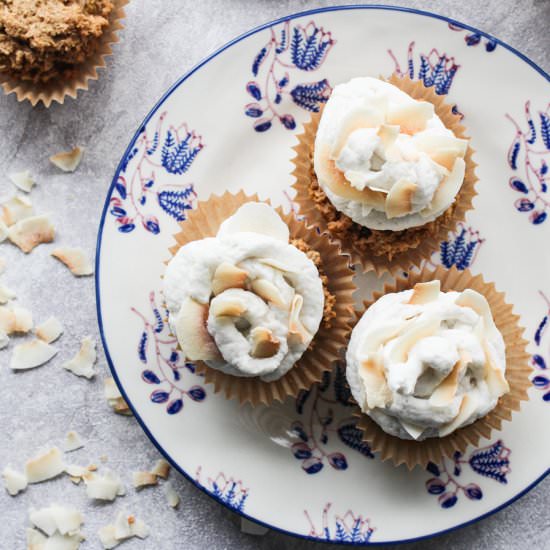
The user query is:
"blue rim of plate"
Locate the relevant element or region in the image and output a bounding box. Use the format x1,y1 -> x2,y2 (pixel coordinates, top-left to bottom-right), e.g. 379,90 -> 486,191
95,4 -> 550,546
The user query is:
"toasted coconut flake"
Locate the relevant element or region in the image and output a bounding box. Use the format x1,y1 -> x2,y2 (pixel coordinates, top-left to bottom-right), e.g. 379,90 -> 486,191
439,394 -> 478,437
408,280 -> 440,305
8,214 -> 55,253
9,170 -> 35,193
104,377 -> 132,415
65,465 -> 87,479
10,339 -> 57,370
25,447 -> 64,483
250,327 -> 280,358
27,527 -> 47,550
1,195 -> 34,226
250,278 -> 286,308
51,248 -> 93,277
0,220 -> 8,243
62,337 -> 96,379
132,471 -> 158,489
430,351 -> 470,407
0,305 -> 33,334
217,202 -> 289,242
164,481 -> 180,508
360,352 -> 392,409
288,294 -> 311,344
385,179 -> 417,219
64,431 -> 84,453
99,510 -> 149,549
84,470 -> 125,501
49,147 -> 84,173
150,459 -> 170,479
29,504 -> 83,536
40,532 -> 84,550
209,298 -> 247,318
36,317 -> 63,343
175,298 -> 220,361
386,100 -> 434,134
211,262 -> 248,295
0,331 -> 8,349
2,465 -> 27,495
0,283 -> 15,304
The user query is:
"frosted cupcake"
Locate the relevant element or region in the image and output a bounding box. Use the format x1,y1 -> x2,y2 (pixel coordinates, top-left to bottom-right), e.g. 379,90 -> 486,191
292,75 -> 478,275
346,267 -> 531,468
164,192 -> 355,405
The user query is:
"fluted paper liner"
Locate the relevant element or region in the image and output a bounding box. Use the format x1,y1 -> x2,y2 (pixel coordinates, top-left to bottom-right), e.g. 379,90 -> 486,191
352,265 -> 531,470
168,190 -> 356,406
291,74 -> 478,276
0,0 -> 128,107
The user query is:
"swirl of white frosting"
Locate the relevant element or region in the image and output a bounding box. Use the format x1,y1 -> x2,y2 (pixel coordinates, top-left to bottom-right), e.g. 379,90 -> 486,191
314,77 -> 469,231
346,281 -> 509,440
163,203 -> 324,382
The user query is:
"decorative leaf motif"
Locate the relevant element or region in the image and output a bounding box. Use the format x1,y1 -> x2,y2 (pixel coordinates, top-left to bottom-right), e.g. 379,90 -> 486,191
508,139 -> 520,170
188,385 -> 207,401
158,186 -> 196,222
290,421 -> 309,442
426,477 -> 446,495
532,375 -> 550,388
426,462 -> 441,476
115,181 -> 127,199
244,103 -> 263,118
290,26 -> 333,71
118,223 -> 135,233
142,216 -> 160,234
166,399 -> 183,414
142,370 -> 161,384
290,79 -> 331,112
295,389 -> 310,414
252,47 -> 267,76
532,354 -> 547,369
515,198 -> 535,212
291,442 -> 312,460
438,492 -> 458,508
253,119 -> 272,132
540,112 -> 550,150
280,114 -> 296,130
530,211 -> 547,225
337,423 -> 375,458
302,457 -> 323,474
151,390 -> 170,403
138,331 -> 148,362
246,81 -> 262,101
509,178 -> 528,193
464,483 -> 483,500
465,33 -> 481,46
327,452 -> 348,470
161,130 -> 202,175
469,440 -> 510,483
535,316 -> 548,346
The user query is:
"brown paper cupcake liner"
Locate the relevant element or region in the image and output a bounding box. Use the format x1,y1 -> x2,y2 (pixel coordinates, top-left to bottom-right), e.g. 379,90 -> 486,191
168,190 -> 356,406
0,0 -> 128,107
291,74 -> 478,276
351,265 -> 531,470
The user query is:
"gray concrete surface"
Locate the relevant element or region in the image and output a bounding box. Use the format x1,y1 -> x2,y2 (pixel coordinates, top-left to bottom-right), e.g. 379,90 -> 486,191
0,1 -> 548,548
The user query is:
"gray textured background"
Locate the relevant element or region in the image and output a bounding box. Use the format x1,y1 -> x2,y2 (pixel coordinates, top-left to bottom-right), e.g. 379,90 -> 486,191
0,1 -> 549,548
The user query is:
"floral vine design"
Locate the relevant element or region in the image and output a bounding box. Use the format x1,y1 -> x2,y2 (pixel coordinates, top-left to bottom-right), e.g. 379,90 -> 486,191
532,290 -> 550,402
448,23 -> 497,52
111,112 -> 202,234
425,440 -> 511,508
195,467 -> 249,513
388,41 -> 460,96
245,20 -> 335,132
506,101 -> 550,225
132,291 -> 206,415
304,503 -> 374,543
290,364 -> 374,475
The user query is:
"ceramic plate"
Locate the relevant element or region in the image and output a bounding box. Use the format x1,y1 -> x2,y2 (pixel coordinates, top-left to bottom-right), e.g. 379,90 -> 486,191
96,6 -> 550,544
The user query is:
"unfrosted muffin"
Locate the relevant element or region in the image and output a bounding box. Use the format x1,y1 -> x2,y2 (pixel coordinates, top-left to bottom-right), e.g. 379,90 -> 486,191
0,0 -> 113,83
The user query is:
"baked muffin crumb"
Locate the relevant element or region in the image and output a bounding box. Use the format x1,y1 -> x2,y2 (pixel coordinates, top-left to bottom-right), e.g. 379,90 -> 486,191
0,0 -> 113,83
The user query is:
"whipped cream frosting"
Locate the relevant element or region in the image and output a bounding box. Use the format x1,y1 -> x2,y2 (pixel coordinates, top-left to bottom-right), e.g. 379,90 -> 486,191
163,203 -> 324,382
314,77 -> 469,231
346,281 -> 509,440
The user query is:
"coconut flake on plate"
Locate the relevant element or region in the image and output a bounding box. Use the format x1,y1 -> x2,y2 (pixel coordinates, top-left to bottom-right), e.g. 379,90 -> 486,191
29,504 -> 83,536
10,339 -> 57,370
50,147 -> 84,173
8,214 -> 54,253
84,470 -> 125,501
62,337 -> 96,379
132,471 -> 158,489
63,431 -> 84,453
164,482 -> 180,508
9,171 -> 35,193
25,447 -> 65,483
2,465 -> 28,495
51,248 -> 93,277
0,283 -> 15,304
36,317 -> 63,343
98,510 -> 149,549
150,458 -> 170,479
27,527 -> 47,550
1,195 -> 34,226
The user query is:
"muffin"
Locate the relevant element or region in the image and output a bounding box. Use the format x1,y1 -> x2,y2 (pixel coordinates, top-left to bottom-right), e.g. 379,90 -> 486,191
0,0 -> 126,106
163,192 -> 355,405
292,75 -> 478,275
346,266 -> 531,468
